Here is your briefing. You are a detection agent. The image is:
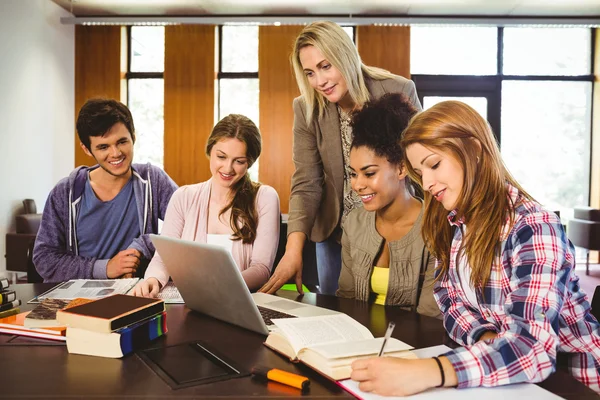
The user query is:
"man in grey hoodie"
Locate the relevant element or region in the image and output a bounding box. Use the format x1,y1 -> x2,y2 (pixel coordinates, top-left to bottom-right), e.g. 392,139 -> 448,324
33,99 -> 178,283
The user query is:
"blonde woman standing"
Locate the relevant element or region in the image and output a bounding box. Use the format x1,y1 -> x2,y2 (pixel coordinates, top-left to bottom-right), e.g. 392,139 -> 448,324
260,21 -> 422,295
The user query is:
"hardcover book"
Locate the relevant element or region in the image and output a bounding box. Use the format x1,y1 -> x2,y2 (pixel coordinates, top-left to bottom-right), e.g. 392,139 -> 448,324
24,298 -> 71,328
66,312 -> 168,358
264,314 -> 415,381
0,277 -> 9,290
24,298 -> 94,328
56,294 -> 165,333
0,299 -> 21,313
0,290 -> 16,305
0,311 -> 66,341
0,307 -> 20,319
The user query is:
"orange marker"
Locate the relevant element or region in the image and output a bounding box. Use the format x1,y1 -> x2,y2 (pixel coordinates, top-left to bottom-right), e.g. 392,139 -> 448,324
251,366 -> 310,391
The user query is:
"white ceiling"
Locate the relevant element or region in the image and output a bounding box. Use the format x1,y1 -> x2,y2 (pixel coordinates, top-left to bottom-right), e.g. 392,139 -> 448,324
51,0 -> 600,18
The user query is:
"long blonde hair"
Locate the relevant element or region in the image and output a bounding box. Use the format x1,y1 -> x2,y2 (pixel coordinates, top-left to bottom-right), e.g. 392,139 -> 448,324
400,101 -> 532,288
290,21 -> 396,123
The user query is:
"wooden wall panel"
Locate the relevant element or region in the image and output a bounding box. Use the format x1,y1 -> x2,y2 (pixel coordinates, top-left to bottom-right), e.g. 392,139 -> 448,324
258,26 -> 303,214
74,26 -> 122,168
356,26 -> 411,79
164,26 -> 215,186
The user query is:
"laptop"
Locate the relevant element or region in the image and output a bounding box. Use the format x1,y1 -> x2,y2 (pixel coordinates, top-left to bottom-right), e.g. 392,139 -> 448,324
150,234 -> 339,335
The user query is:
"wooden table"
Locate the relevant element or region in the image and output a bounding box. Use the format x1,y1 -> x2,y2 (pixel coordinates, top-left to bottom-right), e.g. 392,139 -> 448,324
0,283 -> 595,399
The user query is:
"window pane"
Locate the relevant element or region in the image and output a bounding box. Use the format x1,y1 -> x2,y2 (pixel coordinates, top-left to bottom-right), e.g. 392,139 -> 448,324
128,79 -> 164,169
503,28 -> 591,76
130,27 -> 165,73
219,78 -> 260,180
501,81 -> 591,219
342,26 -> 354,42
221,26 -> 258,73
411,27 -> 497,75
423,96 -> 488,120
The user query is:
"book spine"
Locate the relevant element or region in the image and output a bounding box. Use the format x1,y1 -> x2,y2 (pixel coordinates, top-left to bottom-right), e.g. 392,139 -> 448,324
0,307 -> 20,319
0,300 -> 21,312
119,312 -> 168,356
0,278 -> 8,290
0,291 -> 16,305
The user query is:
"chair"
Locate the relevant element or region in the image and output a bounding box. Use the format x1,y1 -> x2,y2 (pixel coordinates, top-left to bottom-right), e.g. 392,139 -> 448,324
273,214 -> 320,293
5,199 -> 43,282
591,286 -> 600,322
27,240 -> 43,283
567,207 -> 600,276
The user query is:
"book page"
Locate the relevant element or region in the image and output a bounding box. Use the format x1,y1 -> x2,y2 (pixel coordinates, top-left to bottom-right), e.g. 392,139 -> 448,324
306,337 -> 414,360
272,314 -> 373,356
338,345 -> 561,400
339,379 -> 561,400
30,279 -> 140,303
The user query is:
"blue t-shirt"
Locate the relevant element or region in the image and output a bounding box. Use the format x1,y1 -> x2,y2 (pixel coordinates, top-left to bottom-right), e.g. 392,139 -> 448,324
76,177 -> 140,260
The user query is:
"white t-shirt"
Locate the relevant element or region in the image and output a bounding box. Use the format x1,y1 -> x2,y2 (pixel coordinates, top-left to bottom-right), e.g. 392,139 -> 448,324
206,233 -> 234,255
456,225 -> 480,308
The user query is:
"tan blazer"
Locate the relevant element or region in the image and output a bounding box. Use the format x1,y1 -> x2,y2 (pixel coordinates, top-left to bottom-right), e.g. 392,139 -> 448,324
287,75 -> 422,243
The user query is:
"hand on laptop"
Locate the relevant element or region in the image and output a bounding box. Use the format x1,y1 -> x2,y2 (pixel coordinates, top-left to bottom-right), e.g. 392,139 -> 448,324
259,250 -> 304,294
107,249 -> 141,279
131,277 -> 161,298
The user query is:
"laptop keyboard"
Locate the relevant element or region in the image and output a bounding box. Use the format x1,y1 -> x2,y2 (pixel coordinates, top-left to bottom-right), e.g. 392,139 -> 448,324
257,306 -> 297,326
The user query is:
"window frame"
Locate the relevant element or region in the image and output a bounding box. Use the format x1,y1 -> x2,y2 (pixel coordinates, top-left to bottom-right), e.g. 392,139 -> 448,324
125,26 -> 165,104
411,27 -> 595,204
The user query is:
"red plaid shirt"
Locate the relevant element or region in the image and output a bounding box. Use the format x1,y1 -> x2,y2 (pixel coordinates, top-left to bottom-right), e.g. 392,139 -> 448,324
435,184 -> 600,393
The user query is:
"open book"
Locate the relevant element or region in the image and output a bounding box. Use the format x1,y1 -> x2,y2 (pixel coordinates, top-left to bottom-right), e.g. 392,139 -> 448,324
264,314 -> 415,381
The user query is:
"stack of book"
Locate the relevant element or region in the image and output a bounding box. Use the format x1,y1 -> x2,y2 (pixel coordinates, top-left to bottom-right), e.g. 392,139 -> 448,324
57,294 -> 167,358
0,276 -> 21,318
0,298 -> 93,341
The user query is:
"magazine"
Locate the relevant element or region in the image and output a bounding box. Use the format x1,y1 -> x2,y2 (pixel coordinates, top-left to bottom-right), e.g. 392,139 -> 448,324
29,279 -> 140,303
156,282 -> 184,304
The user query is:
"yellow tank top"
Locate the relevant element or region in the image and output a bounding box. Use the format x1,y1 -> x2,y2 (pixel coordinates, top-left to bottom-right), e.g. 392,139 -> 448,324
371,266 -> 390,305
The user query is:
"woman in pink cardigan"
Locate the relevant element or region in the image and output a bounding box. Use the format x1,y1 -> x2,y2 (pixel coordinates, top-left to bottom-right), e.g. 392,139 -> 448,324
132,114 -> 280,296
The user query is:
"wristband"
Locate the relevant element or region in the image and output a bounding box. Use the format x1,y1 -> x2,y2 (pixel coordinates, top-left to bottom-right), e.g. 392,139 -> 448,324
432,356 -> 445,388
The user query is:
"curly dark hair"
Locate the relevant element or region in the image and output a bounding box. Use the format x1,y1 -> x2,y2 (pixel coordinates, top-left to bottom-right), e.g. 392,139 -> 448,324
350,93 -> 418,165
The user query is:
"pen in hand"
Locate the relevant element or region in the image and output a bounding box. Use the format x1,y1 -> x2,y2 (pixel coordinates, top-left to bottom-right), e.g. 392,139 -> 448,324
378,321 -> 396,357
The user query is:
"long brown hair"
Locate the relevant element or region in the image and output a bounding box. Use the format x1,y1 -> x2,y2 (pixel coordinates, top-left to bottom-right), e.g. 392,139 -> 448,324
206,114 -> 262,244
400,101 -> 532,288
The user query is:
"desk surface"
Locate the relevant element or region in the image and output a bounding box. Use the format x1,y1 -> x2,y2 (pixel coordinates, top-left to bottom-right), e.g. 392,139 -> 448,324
0,284 -> 595,399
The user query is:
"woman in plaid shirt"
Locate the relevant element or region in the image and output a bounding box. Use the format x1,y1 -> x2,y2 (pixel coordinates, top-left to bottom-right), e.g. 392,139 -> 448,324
350,100 -> 600,396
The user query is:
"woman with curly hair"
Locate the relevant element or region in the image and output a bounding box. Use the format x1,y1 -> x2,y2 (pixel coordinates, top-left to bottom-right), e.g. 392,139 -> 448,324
336,93 -> 439,318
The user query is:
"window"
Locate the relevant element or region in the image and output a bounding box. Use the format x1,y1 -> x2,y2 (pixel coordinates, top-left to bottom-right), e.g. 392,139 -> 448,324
501,81 -> 592,217
411,27 -> 594,224
127,26 -> 165,169
218,25 -> 260,181
503,28 -> 591,76
411,27 -> 497,75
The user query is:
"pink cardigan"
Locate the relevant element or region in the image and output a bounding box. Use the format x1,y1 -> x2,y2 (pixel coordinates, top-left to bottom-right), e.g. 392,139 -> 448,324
145,179 -> 280,290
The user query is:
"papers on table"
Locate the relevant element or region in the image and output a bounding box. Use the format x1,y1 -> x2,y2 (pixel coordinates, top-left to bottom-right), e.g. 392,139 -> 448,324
29,279 -> 140,303
338,344 -> 562,400
156,281 -> 184,304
